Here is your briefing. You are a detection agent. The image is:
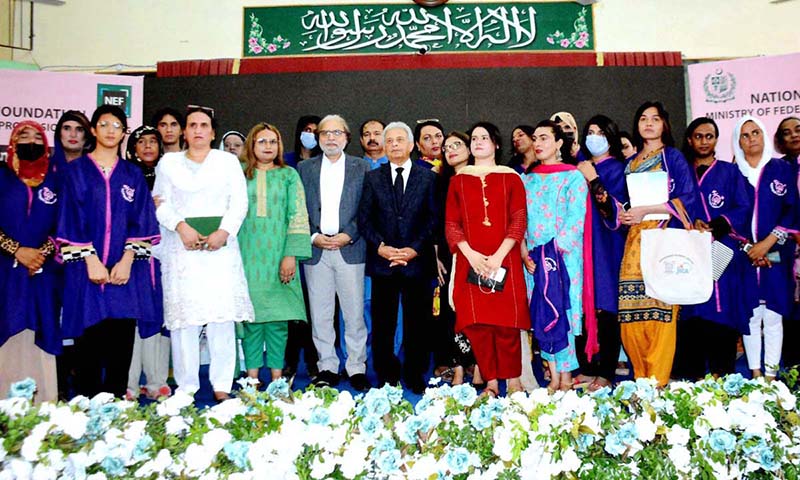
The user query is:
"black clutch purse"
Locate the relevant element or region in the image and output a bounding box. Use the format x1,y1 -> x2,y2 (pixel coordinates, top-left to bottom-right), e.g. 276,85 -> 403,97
467,267 -> 507,292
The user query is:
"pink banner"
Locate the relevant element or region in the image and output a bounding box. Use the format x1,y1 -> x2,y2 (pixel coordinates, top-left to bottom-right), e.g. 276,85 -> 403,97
688,52 -> 800,162
0,69 -> 143,147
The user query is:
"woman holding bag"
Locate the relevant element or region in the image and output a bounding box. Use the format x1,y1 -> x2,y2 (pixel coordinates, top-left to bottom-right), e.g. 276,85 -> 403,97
617,101 -> 701,387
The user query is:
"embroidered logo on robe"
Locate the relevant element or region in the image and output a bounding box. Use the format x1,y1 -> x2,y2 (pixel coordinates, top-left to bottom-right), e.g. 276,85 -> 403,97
708,190 -> 725,208
37,187 -> 57,205
544,257 -> 558,272
770,180 -> 787,197
668,178 -> 675,194
121,184 -> 135,202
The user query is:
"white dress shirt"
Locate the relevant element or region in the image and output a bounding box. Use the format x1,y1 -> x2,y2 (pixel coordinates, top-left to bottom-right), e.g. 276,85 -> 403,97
390,159 -> 412,193
318,153 -> 346,236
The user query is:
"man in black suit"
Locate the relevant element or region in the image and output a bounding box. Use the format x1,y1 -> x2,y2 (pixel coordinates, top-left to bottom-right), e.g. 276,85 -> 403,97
358,121 -> 438,394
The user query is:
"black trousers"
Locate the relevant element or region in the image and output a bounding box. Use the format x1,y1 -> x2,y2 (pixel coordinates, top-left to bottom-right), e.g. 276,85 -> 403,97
576,310 -> 621,381
371,274 -> 432,385
73,318 -> 136,398
674,316 -> 739,379
284,269 -> 319,375
783,311 -> 800,369
432,270 -> 475,369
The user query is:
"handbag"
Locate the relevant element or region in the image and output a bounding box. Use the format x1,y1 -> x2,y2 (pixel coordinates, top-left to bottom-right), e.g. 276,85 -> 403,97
467,266 -> 507,293
639,207 -> 713,305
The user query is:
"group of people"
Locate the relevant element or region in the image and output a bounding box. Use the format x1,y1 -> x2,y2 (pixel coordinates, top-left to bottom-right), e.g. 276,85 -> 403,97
2,99 -> 799,403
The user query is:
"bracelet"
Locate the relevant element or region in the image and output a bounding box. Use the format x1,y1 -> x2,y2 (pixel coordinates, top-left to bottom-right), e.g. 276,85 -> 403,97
124,241 -> 152,259
61,245 -> 97,263
771,228 -> 788,245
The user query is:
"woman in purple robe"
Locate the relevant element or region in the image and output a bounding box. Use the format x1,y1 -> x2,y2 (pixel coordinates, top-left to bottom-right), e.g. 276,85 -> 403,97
0,121 -> 61,403
57,105 -> 161,398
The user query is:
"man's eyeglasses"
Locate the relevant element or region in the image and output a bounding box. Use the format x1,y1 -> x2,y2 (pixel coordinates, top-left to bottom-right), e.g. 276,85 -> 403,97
186,104 -> 215,119
318,129 -> 346,138
445,141 -> 464,152
416,118 -> 440,124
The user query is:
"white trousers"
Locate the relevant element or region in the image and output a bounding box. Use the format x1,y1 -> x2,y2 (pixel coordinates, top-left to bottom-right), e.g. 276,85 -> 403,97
743,304 -> 783,376
171,322 -> 235,394
304,250 -> 367,376
127,328 -> 171,394
520,331 -> 538,391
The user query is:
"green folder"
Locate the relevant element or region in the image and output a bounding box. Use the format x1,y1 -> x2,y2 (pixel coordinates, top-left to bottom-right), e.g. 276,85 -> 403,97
185,216 -> 226,245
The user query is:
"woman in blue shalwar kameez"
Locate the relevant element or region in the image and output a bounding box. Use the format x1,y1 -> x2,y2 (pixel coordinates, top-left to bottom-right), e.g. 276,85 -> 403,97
58,105 -> 162,398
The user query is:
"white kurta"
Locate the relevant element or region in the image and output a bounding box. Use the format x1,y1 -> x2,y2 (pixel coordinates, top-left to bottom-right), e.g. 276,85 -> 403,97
153,150 -> 254,330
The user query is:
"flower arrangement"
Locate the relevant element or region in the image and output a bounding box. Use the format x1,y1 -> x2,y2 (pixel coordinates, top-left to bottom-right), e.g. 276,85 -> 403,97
247,13 -> 291,56
2,374 -> 800,479
546,8 -> 590,49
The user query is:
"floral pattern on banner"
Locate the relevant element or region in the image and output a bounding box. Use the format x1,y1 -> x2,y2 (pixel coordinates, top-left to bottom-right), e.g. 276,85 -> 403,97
546,7 -> 590,49
2,374 -> 800,478
247,13 -> 291,55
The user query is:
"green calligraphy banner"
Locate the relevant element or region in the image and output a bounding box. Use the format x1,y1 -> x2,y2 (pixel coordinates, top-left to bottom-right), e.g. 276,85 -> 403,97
243,2 -> 593,57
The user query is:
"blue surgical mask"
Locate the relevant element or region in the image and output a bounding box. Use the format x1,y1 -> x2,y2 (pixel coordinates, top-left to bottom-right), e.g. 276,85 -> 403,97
585,134 -> 610,157
300,131 -> 317,150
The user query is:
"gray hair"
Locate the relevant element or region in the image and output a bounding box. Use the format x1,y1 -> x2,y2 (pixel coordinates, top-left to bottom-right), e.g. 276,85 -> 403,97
319,114 -> 350,134
383,121 -> 413,144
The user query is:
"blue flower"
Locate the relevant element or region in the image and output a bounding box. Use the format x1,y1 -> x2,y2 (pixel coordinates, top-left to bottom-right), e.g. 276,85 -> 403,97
486,397 -> 505,415
132,435 -> 154,462
359,414 -> 382,438
590,386 -> 611,400
758,446 -> 780,472
616,381 -> 636,401
401,415 -> 430,444
309,406 -> 331,426
469,405 -> 494,431
266,377 -> 290,398
101,456 -> 125,476
371,438 -> 397,459
576,433 -> 595,452
450,384 -> 477,407
708,429 -> 736,454
8,378 -> 36,400
364,390 -> 391,416
380,383 -> 404,404
414,396 -> 433,414
634,378 -> 656,401
445,447 -> 471,474
741,433 -> 767,456
596,403 -> 613,420
617,422 -> 638,445
604,432 -> 627,456
96,403 -> 121,422
723,374 -> 745,395
376,449 -> 403,474
224,440 -> 251,470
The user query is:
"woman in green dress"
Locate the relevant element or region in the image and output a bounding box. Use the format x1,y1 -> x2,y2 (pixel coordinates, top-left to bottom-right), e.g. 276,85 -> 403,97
239,122 -> 311,384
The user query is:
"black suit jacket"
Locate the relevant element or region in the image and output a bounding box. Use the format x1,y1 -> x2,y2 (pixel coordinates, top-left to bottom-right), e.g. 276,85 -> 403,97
358,162 -> 439,279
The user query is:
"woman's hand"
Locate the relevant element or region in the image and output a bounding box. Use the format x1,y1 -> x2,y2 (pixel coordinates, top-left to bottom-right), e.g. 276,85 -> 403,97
576,161 -> 598,182
14,246 -> 45,271
279,256 -> 296,284
205,230 -> 229,251
523,255 -> 536,274
86,255 -> 110,285
464,249 -> 488,277
177,222 -> 203,251
620,206 -> 648,225
109,251 -> 134,285
485,252 -> 504,277
436,258 -> 448,286
747,239 -> 773,262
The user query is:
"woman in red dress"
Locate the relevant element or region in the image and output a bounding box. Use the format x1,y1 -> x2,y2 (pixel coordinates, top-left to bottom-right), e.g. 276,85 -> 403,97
445,122 -> 529,397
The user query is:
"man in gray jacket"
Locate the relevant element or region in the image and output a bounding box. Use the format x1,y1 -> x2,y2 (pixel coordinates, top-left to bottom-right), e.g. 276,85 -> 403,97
297,114 -> 371,391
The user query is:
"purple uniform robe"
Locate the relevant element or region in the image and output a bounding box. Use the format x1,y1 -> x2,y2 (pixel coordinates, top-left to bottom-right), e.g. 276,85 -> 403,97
742,158 -> 799,317
0,164 -> 62,354
684,160 -> 752,333
57,155 -> 162,339
590,156 -> 628,313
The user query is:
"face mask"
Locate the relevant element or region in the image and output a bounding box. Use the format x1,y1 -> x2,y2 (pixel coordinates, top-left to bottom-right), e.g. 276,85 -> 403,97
585,134 -> 610,157
16,143 -> 46,162
300,131 -> 317,150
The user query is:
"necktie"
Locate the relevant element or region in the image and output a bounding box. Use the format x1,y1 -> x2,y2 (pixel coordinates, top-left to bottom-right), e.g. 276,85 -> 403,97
394,166 -> 405,206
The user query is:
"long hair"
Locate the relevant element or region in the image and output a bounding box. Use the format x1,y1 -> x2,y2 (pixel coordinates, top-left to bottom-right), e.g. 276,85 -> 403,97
631,101 -> 674,150
439,131 -> 471,182
534,120 -> 575,165
467,121 -> 502,165
293,115 -> 321,158
774,116 -> 800,156
242,122 -> 285,180
580,114 -> 624,161
681,117 -> 719,164
55,110 -> 93,154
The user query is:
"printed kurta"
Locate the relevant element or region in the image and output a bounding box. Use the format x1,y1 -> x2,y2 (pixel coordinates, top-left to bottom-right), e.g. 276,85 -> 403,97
445,166 -> 529,332
239,167 -> 311,323
153,150 -> 254,330
57,155 -> 161,339
684,160 -> 752,332
0,163 -> 61,354
523,166 -> 588,371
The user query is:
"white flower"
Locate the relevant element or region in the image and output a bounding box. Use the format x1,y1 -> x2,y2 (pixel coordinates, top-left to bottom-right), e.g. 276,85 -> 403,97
202,428 -> 233,456
183,444 -> 214,477
773,381 -> 797,410
68,395 -> 91,410
338,439 -> 369,479
204,398 -> 247,425
699,404 -> 730,430
668,445 -> 692,473
50,406 -> 88,439
559,447 -> 581,473
0,397 -> 30,419
492,425 -> 516,462
86,473 -> 107,480
22,422 -> 52,462
666,425 -> 690,446
634,415 -> 657,442
32,463 -> 58,480
7,459 -> 33,479
328,391 -> 355,425
165,416 -> 190,435
406,453 -> 438,479
310,451 -> 336,479
89,392 -> 115,408
156,390 -> 194,417
0,443 -> 6,462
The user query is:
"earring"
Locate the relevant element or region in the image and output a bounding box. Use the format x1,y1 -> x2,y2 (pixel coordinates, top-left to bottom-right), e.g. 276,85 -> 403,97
556,149 -> 562,162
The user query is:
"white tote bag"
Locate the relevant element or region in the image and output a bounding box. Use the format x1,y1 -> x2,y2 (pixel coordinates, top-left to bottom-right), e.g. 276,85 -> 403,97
640,228 -> 713,305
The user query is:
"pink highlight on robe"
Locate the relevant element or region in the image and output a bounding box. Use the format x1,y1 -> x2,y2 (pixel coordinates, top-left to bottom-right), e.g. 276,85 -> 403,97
540,247 -> 560,332
26,185 -> 32,217
88,154 -> 119,266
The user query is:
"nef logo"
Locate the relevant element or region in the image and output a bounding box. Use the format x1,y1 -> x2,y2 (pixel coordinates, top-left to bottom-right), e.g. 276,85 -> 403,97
97,84 -> 132,117
708,190 -> 725,208
544,257 -> 558,272
770,179 -> 787,197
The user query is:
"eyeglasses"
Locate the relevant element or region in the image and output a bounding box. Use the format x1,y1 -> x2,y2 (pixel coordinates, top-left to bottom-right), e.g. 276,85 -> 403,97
97,120 -> 124,131
444,141 -> 464,151
186,104 -> 215,119
256,138 -> 279,146
318,129 -> 346,138
416,118 -> 440,124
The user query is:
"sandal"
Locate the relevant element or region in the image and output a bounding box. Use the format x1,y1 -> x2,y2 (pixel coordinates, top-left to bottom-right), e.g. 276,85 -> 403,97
588,377 -> 611,392
480,386 -> 499,398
